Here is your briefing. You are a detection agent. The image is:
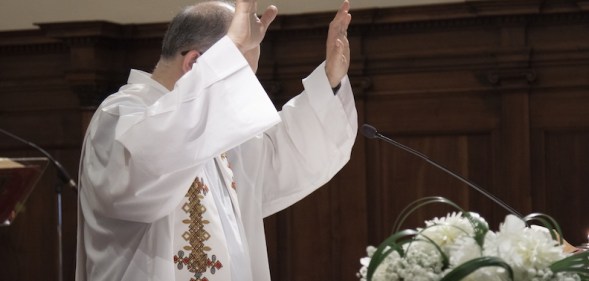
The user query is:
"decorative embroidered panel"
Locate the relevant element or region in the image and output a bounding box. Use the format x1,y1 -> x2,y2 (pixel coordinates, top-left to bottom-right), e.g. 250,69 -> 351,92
174,177 -> 224,280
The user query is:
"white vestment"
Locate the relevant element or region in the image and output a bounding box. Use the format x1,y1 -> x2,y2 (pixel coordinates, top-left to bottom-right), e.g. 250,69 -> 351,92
76,36 -> 357,281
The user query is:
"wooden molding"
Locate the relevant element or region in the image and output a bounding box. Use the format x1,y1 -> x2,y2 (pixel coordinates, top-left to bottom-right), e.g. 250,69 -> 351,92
486,69 -> 537,86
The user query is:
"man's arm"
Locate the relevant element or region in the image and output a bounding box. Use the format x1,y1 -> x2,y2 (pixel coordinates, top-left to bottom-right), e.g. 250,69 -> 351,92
84,42 -> 281,223
233,1 -> 357,217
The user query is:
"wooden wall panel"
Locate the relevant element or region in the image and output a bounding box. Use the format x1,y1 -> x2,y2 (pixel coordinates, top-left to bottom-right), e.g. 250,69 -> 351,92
364,89 -> 503,239
531,87 -> 589,245
1,1 -> 589,281
0,28 -> 80,281
543,132 -> 589,242
372,133 -> 495,226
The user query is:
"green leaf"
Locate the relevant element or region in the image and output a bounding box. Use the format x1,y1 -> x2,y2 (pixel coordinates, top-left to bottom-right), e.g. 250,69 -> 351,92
391,196 -> 489,248
440,256 -> 514,281
462,212 -> 489,247
550,250 -> 589,280
392,196 -> 466,233
367,229 -> 418,281
523,213 -> 564,245
414,231 -> 451,269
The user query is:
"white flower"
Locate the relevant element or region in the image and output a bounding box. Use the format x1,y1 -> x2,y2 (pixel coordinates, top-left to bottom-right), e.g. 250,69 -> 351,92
447,234 -> 481,266
419,212 -> 486,253
358,246 -> 403,281
484,215 -> 570,280
358,211 -> 583,281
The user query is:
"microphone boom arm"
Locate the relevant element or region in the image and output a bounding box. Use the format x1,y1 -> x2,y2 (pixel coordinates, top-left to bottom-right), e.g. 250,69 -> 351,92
0,128 -> 76,189
361,124 -> 523,219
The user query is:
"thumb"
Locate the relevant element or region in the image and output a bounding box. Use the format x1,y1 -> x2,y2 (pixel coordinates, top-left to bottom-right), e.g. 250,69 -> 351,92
259,5 -> 278,30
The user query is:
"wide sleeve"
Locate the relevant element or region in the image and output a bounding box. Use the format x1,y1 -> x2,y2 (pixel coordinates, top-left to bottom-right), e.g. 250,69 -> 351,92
233,61 -> 358,218
81,36 -> 281,223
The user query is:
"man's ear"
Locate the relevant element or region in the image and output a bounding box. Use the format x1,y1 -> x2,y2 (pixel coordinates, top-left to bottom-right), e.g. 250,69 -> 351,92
182,50 -> 202,73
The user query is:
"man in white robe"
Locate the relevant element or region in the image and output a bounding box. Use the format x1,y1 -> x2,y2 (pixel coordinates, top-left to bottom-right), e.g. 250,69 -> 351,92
76,0 -> 356,280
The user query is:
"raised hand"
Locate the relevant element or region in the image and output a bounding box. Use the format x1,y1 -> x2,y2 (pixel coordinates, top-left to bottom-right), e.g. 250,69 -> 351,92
227,0 -> 278,54
325,0 -> 352,88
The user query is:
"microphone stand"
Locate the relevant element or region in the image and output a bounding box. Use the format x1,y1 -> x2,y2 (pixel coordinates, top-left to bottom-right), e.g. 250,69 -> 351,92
361,124 -> 523,219
0,128 -> 76,281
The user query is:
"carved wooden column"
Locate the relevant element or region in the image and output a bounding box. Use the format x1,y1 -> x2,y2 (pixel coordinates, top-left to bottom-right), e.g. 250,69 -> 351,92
487,19 -> 536,217
38,21 -> 129,132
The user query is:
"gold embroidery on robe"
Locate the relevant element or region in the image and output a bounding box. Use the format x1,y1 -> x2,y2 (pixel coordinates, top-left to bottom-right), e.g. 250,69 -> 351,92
186,177 -> 210,273
173,177 -> 223,279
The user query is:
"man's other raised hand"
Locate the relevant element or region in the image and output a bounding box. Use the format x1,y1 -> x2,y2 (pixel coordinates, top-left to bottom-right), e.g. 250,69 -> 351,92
325,0 -> 352,88
228,0 -> 278,54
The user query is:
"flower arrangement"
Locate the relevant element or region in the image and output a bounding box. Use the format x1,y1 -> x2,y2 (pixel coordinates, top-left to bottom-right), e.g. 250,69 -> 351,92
358,197 -> 589,281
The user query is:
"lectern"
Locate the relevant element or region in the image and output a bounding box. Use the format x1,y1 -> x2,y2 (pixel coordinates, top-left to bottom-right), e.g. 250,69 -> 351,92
0,157 -> 48,226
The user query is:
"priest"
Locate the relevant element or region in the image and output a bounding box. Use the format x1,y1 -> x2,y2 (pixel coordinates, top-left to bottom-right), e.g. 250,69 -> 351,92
75,0 -> 356,280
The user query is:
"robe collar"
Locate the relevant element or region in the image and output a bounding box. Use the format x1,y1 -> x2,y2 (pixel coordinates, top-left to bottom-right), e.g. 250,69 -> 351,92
128,69 -> 170,97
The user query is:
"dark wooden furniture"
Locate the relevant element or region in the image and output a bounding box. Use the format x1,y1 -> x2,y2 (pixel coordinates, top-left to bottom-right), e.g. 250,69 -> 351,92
1,1 -> 588,280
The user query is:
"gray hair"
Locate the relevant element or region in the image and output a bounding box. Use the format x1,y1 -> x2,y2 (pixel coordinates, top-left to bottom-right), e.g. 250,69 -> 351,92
161,1 -> 235,59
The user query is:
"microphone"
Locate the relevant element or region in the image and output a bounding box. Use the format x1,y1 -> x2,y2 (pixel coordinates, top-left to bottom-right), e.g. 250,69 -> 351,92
0,128 -> 77,190
361,123 -> 523,218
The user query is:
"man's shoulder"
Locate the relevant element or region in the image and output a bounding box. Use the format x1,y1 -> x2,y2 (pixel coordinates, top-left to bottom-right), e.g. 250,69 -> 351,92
100,83 -> 155,108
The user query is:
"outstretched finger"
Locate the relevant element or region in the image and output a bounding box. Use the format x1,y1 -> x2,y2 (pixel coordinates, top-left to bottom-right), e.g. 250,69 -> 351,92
260,5 -> 278,31
332,1 -> 351,39
336,1 -> 351,22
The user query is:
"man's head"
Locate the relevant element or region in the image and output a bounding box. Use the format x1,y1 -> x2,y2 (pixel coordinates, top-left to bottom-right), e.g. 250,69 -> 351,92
161,1 -> 234,60
159,0 -> 261,74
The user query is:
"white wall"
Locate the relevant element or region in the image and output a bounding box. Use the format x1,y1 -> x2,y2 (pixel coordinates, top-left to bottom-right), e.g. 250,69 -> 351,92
0,0 -> 461,31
